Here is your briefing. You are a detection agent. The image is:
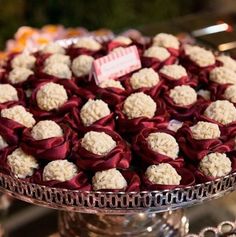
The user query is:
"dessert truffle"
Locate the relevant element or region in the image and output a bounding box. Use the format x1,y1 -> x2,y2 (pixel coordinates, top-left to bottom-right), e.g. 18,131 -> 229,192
11,53 -> 36,69
199,152 -> 232,177
146,132 -> 179,159
43,63 -> 72,79
145,164 -> 181,185
160,64 -> 187,80
153,33 -> 180,49
0,135 -> 8,150
40,43 -> 65,54
92,168 -> 127,190
197,89 -> 211,100
169,85 -> 197,106
217,55 -> 236,72
144,46 -> 170,61
44,54 -> 71,67
204,100 -> 236,125
0,84 -> 18,103
71,55 -> 94,77
7,148 -> 38,178
1,105 -> 36,128
123,92 -> 156,119
81,131 -> 116,156
8,67 -> 33,84
190,121 -> 221,140
43,160 -> 78,182
130,68 -> 159,89
36,82 -> 68,111
74,37 -> 101,51
80,99 -> 110,126
31,120 -> 63,140
209,67 -> 236,84
99,79 -> 124,90
112,36 -> 132,45
223,85 -> 236,103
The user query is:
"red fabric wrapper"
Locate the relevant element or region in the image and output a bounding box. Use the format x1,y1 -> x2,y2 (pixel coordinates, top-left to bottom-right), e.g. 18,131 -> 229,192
0,146 -> 17,175
34,53 -> 51,68
142,167 -> 195,191
21,125 -> 72,161
132,127 -> 184,168
166,47 -> 180,57
73,127 -> 132,171
209,83 -> 232,101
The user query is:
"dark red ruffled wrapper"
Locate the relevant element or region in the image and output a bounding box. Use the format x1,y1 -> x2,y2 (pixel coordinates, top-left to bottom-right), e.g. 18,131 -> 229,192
34,53 -> 51,68
209,83 -> 231,101
0,146 -> 17,175
73,127 -> 132,171
166,47 -> 180,57
132,127 -> 184,168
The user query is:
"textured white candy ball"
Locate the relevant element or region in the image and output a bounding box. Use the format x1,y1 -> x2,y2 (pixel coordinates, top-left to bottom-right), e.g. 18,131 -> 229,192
43,63 -> 72,79
41,43 -> 65,54
8,67 -> 33,84
74,37 -> 101,51
1,105 -> 35,128
209,67 -> 236,84
204,100 -> 236,125
43,160 -> 78,182
11,53 -> 36,69
130,68 -> 159,89
146,132 -> 179,159
0,84 -> 18,103
31,120 -> 63,140
190,121 -> 221,140
169,85 -> 197,106
217,55 -> 236,72
44,54 -> 71,66
80,99 -> 110,126
153,33 -> 180,49
160,64 -> 187,80
81,131 -> 116,155
123,92 -> 156,119
36,82 -> 68,111
71,55 -> 94,77
224,85 -> 236,103
199,152 -> 232,177
144,46 -> 170,61
113,36 -> 132,45
145,164 -> 181,185
0,135 -> 8,150
92,168 -> 127,190
99,79 -> 124,90
7,148 -> 38,178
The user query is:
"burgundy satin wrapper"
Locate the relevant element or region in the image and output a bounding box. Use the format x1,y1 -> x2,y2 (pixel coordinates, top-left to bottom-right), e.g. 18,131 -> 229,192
142,167 -> 195,191
209,83 -> 231,101
0,146 -> 17,175
166,47 -> 180,57
132,127 -> 184,167
74,127 -> 132,171
35,53 -> 51,68
93,170 -> 141,192
21,125 -> 72,161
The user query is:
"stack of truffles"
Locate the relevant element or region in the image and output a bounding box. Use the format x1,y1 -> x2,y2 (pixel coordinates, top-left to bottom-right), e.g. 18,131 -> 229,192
0,32 -> 235,192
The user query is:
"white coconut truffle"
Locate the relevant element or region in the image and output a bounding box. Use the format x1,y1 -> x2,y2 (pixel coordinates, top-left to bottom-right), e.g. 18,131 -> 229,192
31,120 -> 63,140
0,84 -> 18,103
130,68 -> 159,90
1,105 -> 35,128
184,45 -> 215,67
190,121 -> 221,140
44,54 -> 71,67
11,53 -> 36,69
92,168 -> 127,190
224,85 -> 236,103
41,43 -> 65,55
217,55 -> 236,72
144,46 -> 170,61
145,164 -> 181,185
169,85 -> 197,106
7,148 -> 38,179
81,131 -> 116,156
199,152 -> 232,177
153,33 -> 180,49
80,99 -> 110,126
204,100 -> 236,125
197,89 -> 211,100
112,36 -> 132,45
43,160 -> 78,182
43,63 -> 72,79
146,132 -> 179,159
209,67 -> 236,85
99,79 -> 124,90
123,92 -> 156,119
8,67 -> 33,84
0,135 -> 8,150
160,64 -> 187,80
74,37 -> 101,51
71,55 -> 94,77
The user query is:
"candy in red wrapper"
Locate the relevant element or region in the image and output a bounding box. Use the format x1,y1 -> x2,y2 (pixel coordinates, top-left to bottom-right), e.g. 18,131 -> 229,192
0,146 -> 17,175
